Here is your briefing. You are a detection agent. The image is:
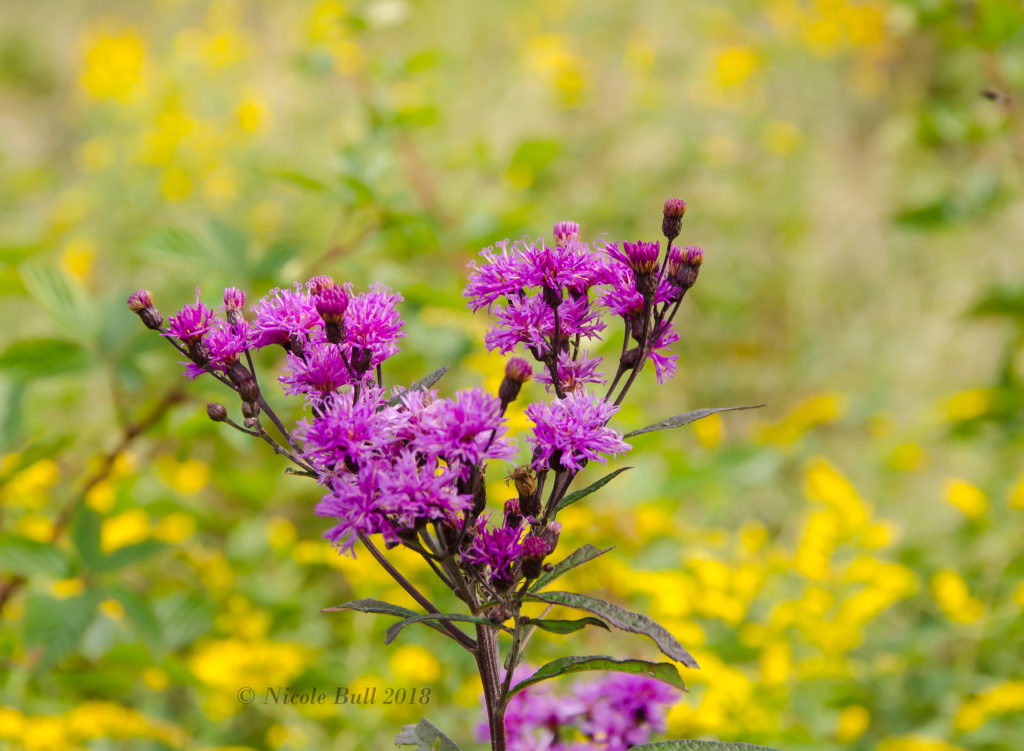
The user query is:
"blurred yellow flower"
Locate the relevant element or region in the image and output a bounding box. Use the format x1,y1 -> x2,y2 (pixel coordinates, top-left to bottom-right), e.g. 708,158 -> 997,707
757,392 -> 847,445
5,459 -> 59,508
159,457 -> 211,494
931,569 -> 983,624
266,516 -> 298,550
943,478 -> 987,520
16,515 -> 54,542
161,167 -> 194,202
712,45 -> 759,90
390,644 -> 442,684
940,388 -> 992,421
760,640 -> 791,685
142,667 -> 170,691
60,236 -> 97,282
525,34 -> 589,108
85,480 -> 116,513
154,512 -> 197,543
877,736 -> 966,751
78,31 -> 148,102
236,92 -> 269,133
50,578 -> 85,600
101,509 -> 150,553
835,704 -> 870,741
763,119 -> 803,156
692,412 -> 724,448
888,442 -> 926,472
99,599 -> 125,621
1008,472 -> 1024,510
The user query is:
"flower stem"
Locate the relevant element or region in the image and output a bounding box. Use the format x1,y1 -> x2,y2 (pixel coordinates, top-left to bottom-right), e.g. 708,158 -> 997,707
476,624 -> 508,751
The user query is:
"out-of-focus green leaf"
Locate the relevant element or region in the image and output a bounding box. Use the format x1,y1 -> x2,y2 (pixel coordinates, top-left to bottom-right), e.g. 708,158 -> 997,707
70,506 -> 103,569
154,591 -> 216,650
529,544 -> 613,592
95,540 -> 166,572
0,534 -> 69,577
110,585 -> 163,655
0,338 -> 95,380
323,598 -> 418,617
528,591 -> 699,668
974,0 -> 1024,48
395,718 -> 462,750
18,263 -> 96,334
508,655 -> 687,697
24,592 -> 98,667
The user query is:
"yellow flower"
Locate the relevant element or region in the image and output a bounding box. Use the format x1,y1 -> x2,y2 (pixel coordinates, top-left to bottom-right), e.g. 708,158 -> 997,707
931,569 -> 983,624
101,510 -> 150,553
142,667 -> 170,691
943,478 -> 987,520
940,388 -> 992,421
78,31 -> 148,102
99,599 -> 125,621
51,579 -> 85,599
266,516 -> 297,550
759,640 -> 791,685
59,236 -> 96,282
154,512 -> 197,543
1008,471 -> 1024,510
390,644 -> 442,684
763,119 -> 803,156
835,704 -> 870,742
236,92 -> 269,133
692,412 -> 724,448
712,45 -> 759,89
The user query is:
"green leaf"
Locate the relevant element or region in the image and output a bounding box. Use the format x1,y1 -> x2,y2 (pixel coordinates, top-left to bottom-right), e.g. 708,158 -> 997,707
0,534 -> 69,577
18,263 -> 95,334
109,586 -> 162,655
95,540 -> 166,572
154,591 -> 215,650
524,616 -> 610,635
267,169 -> 339,196
395,718 -> 462,750
624,406 -> 763,439
629,742 -> 781,751
140,227 -> 209,264
24,592 -> 98,667
384,612 -> 502,645
323,598 -> 418,618
386,367 -> 449,407
509,655 -> 686,698
528,591 -> 699,668
0,338 -> 95,380
557,468 -> 631,512
530,544 -> 613,592
70,506 -> 103,569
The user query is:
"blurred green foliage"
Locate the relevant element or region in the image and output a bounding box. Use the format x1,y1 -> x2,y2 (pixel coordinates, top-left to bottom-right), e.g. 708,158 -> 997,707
1,0 -> 1023,750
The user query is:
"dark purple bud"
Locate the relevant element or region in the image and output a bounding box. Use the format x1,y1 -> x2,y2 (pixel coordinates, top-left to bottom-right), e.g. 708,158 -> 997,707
539,521 -> 561,552
674,245 -> 703,290
521,534 -> 550,579
206,402 -> 228,422
127,289 -> 163,330
662,198 -> 686,243
498,357 -> 533,407
350,346 -> 372,375
315,285 -> 350,343
241,400 -> 260,420
552,220 -> 580,247
238,376 -> 260,404
503,498 -> 522,528
472,469 -> 487,515
621,347 -> 641,370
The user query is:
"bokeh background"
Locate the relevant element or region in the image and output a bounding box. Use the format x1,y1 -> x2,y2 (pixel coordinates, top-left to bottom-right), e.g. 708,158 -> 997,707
2,0 -> 1024,749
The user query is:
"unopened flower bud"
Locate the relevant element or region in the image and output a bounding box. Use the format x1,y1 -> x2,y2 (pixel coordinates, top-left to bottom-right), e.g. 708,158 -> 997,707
503,498 -> 522,529
662,198 -> 686,243
127,289 -> 163,330
238,376 -> 260,404
552,220 -> 580,247
674,245 -> 703,290
521,535 -> 550,579
498,357 -> 533,407
315,285 -> 349,345
223,287 -> 246,325
206,402 -> 228,422
507,465 -> 540,517
539,521 -> 561,552
241,400 -> 260,420
244,416 -> 259,428
620,347 -> 641,370
306,275 -> 336,295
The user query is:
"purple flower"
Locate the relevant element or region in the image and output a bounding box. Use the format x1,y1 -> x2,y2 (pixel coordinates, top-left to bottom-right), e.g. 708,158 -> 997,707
314,284 -> 350,325
223,287 -> 245,313
526,389 -> 630,472
316,463 -> 397,554
306,274 -> 336,295
250,283 -> 321,348
464,515 -> 525,589
535,350 -> 606,393
606,240 -> 660,275
376,449 -> 472,527
573,674 -> 679,750
647,324 -> 680,384
127,289 -> 154,312
552,220 -> 580,247
295,388 -> 398,474
279,338 -> 356,401
485,295 -> 605,357
599,261 -> 675,319
165,288 -> 214,344
343,282 -> 405,367
205,319 -> 250,370
409,388 -> 516,477
465,239 -> 531,312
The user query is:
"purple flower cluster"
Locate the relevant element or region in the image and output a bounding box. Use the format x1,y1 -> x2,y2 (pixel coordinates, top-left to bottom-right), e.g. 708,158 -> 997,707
478,667 -> 678,751
526,389 -> 630,473
298,386 -> 515,553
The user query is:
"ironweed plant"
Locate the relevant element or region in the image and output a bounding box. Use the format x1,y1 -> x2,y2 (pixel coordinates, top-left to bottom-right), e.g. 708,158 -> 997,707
128,200 -> 768,751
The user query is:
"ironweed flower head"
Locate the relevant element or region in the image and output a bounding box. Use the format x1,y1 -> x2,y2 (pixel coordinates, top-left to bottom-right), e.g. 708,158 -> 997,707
222,287 -> 246,325
165,288 -> 214,345
205,319 -> 250,370
526,389 -> 630,472
465,515 -> 525,590
343,282 -> 405,369
306,274 -> 336,295
662,197 -> 687,243
250,283 -> 320,349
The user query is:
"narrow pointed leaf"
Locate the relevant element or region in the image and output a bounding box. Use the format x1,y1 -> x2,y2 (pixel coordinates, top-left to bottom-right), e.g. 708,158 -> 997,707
395,717 -> 462,750
624,406 -> 763,439
384,612 -> 503,645
629,742 -> 781,751
528,591 -> 699,668
386,367 -> 449,407
0,534 -> 70,578
556,467 -> 631,512
524,616 -> 609,635
509,655 -> 686,698
323,598 -> 418,617
529,544 -> 613,592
